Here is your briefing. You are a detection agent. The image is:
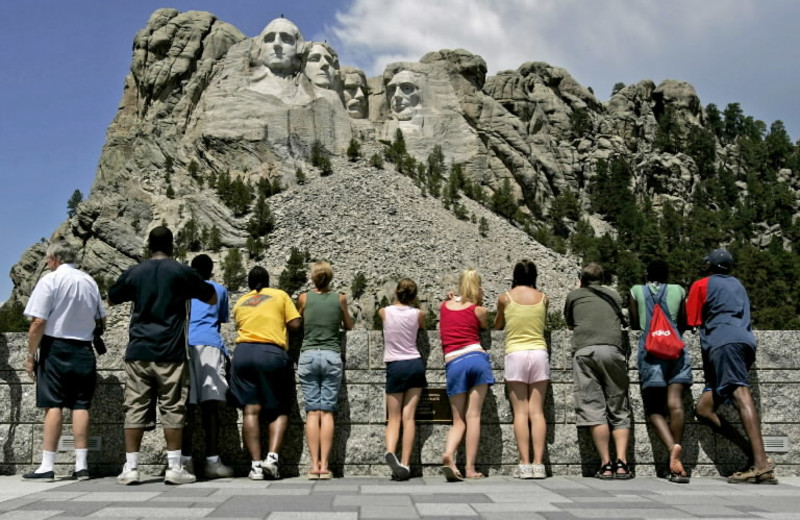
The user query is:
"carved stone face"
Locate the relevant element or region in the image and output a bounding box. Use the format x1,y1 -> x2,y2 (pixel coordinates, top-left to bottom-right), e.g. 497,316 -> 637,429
343,70 -> 367,119
304,43 -> 338,89
258,18 -> 303,75
387,71 -> 421,121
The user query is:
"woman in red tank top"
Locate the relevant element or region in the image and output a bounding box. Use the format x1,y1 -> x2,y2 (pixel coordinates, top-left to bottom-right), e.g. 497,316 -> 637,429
438,269 -> 493,481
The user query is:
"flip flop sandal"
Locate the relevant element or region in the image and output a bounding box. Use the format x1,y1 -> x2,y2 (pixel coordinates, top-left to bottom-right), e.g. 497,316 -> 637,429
613,459 -> 634,480
594,462 -> 614,480
441,466 -> 463,482
465,472 -> 485,480
668,472 -> 690,484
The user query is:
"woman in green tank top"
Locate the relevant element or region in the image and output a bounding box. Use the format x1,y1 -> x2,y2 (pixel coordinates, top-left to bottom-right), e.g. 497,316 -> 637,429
297,261 -> 354,479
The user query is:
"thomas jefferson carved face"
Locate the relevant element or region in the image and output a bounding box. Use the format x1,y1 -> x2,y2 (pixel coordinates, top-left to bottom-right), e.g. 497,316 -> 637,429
258,18 -> 304,75
304,43 -> 338,89
342,69 -> 367,119
387,70 -> 421,121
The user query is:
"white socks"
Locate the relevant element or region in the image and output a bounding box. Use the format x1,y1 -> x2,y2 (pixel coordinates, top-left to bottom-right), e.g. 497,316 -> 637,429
167,450 -> 182,470
36,450 -> 56,473
126,452 -> 139,469
206,455 -> 220,463
75,448 -> 88,472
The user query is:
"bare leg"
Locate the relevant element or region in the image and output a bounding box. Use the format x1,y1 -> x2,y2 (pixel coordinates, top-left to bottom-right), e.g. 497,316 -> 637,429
611,427 -> 630,467
319,411 -> 334,473
695,390 -> 753,463
730,386 -> 769,470
267,414 -> 288,454
306,410 -> 321,473
124,428 -> 145,453
242,404 -> 262,460
400,388 -> 423,467
443,392 -> 467,475
666,384 -> 685,446
385,393 -> 403,455
71,409 -> 90,450
590,424 -> 611,466
42,408 -> 63,452
507,382 -> 531,465
164,428 -> 182,451
529,381 -> 548,465
464,384 -> 488,478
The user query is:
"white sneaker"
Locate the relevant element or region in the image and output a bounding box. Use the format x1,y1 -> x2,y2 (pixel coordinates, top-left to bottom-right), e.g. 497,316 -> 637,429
205,460 -> 234,479
517,464 -> 534,479
249,466 -> 265,480
532,464 -> 546,479
262,454 -> 280,480
117,463 -> 141,485
165,465 -> 197,485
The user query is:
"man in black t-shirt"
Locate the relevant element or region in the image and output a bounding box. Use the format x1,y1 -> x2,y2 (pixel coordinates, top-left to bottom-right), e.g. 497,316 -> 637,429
109,226 -> 216,485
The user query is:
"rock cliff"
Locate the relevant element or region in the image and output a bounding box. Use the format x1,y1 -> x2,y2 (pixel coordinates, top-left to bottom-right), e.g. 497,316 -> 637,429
8,9 -> 800,327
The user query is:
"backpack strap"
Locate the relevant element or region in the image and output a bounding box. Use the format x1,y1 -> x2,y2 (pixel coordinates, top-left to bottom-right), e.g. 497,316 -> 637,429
586,286 -> 628,328
643,284 -> 676,330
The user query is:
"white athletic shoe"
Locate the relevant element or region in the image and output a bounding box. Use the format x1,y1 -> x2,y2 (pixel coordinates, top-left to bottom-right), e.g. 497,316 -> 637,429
262,453 -> 280,480
205,460 -> 234,479
249,466 -> 265,480
517,464 -> 534,479
532,464 -> 547,479
117,463 -> 141,485
165,465 -> 197,485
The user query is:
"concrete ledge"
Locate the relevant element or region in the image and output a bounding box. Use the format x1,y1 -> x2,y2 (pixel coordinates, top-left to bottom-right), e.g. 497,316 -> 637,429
1,330 -> 796,477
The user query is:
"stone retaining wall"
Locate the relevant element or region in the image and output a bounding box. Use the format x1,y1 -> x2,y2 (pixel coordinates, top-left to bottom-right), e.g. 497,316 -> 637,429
1,330 -> 797,478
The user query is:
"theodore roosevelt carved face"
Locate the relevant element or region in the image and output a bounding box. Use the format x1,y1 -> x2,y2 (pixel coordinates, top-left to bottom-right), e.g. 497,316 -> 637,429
342,67 -> 368,119
387,70 -> 422,121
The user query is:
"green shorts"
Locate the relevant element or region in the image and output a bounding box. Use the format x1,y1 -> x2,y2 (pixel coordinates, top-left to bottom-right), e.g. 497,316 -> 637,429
572,345 -> 631,429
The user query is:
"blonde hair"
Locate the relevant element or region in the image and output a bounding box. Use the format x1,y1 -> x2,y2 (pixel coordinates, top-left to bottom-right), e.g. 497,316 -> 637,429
458,269 -> 483,305
311,261 -> 333,290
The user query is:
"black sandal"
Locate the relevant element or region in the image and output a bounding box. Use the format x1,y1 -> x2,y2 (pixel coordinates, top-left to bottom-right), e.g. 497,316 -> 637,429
594,462 -> 614,480
613,459 -> 634,479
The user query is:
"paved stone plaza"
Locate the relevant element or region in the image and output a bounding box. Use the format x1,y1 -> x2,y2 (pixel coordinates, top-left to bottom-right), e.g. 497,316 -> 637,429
1,475 -> 800,520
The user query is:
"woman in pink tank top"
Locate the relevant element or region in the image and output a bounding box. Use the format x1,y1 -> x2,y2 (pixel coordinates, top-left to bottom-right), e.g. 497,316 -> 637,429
379,278 -> 427,480
439,269 -> 493,481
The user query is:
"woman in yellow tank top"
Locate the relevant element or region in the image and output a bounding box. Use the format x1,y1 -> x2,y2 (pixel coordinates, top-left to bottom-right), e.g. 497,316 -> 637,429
494,260 -> 550,479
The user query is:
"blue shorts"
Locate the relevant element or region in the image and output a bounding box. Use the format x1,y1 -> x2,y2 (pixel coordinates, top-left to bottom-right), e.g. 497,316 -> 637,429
637,338 -> 693,390
386,358 -> 428,394
444,351 -> 494,397
298,349 -> 343,412
702,342 -> 755,404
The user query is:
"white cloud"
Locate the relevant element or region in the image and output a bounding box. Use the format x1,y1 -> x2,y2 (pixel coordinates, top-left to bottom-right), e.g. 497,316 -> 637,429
327,0 -> 800,136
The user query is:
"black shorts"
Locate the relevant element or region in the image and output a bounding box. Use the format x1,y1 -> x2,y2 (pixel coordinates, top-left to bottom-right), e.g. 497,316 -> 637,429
36,336 -> 97,410
385,358 -> 428,394
229,343 -> 294,418
702,342 -> 755,404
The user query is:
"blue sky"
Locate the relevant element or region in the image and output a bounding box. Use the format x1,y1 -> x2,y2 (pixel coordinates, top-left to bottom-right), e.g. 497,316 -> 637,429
1,0 -> 798,301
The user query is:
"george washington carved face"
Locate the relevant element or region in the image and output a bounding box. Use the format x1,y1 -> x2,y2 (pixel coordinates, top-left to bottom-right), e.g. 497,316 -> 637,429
256,18 -> 304,76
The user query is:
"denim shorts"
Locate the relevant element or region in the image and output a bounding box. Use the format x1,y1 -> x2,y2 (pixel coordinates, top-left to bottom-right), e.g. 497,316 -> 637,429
444,351 -> 495,397
298,349 -> 343,412
637,337 -> 693,390
702,342 -> 755,403
386,357 -> 428,394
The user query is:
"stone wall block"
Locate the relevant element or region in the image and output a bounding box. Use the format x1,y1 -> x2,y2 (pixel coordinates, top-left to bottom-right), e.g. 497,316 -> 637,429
343,330 -> 369,369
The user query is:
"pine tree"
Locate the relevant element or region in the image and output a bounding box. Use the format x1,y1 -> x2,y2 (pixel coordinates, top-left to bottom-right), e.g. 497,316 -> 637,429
221,248 -> 246,290
491,178 -> 517,220
247,194 -> 275,238
346,138 -> 361,162
278,247 -> 308,295
295,167 -> 306,185
207,225 -> 222,251
67,189 -> 83,218
351,272 -> 367,299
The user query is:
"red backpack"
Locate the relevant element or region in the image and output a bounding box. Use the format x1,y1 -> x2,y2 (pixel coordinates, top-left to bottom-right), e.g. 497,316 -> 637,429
643,285 -> 684,360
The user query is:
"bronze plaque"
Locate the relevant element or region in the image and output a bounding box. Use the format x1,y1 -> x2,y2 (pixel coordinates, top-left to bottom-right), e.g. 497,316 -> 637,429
414,388 -> 452,423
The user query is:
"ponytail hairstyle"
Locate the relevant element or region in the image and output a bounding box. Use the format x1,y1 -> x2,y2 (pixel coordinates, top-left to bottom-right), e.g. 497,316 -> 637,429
511,259 -> 538,288
395,278 -> 419,306
458,269 -> 483,305
248,266 -> 270,292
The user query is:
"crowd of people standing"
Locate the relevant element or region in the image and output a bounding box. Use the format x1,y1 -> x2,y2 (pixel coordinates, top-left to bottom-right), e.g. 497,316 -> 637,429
20,226 -> 776,486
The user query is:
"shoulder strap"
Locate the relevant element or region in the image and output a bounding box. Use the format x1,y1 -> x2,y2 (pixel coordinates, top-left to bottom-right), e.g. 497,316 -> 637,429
505,291 -> 514,304
586,287 -> 628,328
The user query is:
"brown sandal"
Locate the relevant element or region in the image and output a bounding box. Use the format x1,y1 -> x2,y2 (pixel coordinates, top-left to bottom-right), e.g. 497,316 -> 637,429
727,461 -> 778,484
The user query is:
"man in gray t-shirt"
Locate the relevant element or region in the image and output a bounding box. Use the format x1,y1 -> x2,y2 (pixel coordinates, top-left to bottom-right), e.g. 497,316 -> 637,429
564,263 -> 632,479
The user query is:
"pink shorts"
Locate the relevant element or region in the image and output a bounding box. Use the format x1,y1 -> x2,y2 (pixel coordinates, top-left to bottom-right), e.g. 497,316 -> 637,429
504,350 -> 550,384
